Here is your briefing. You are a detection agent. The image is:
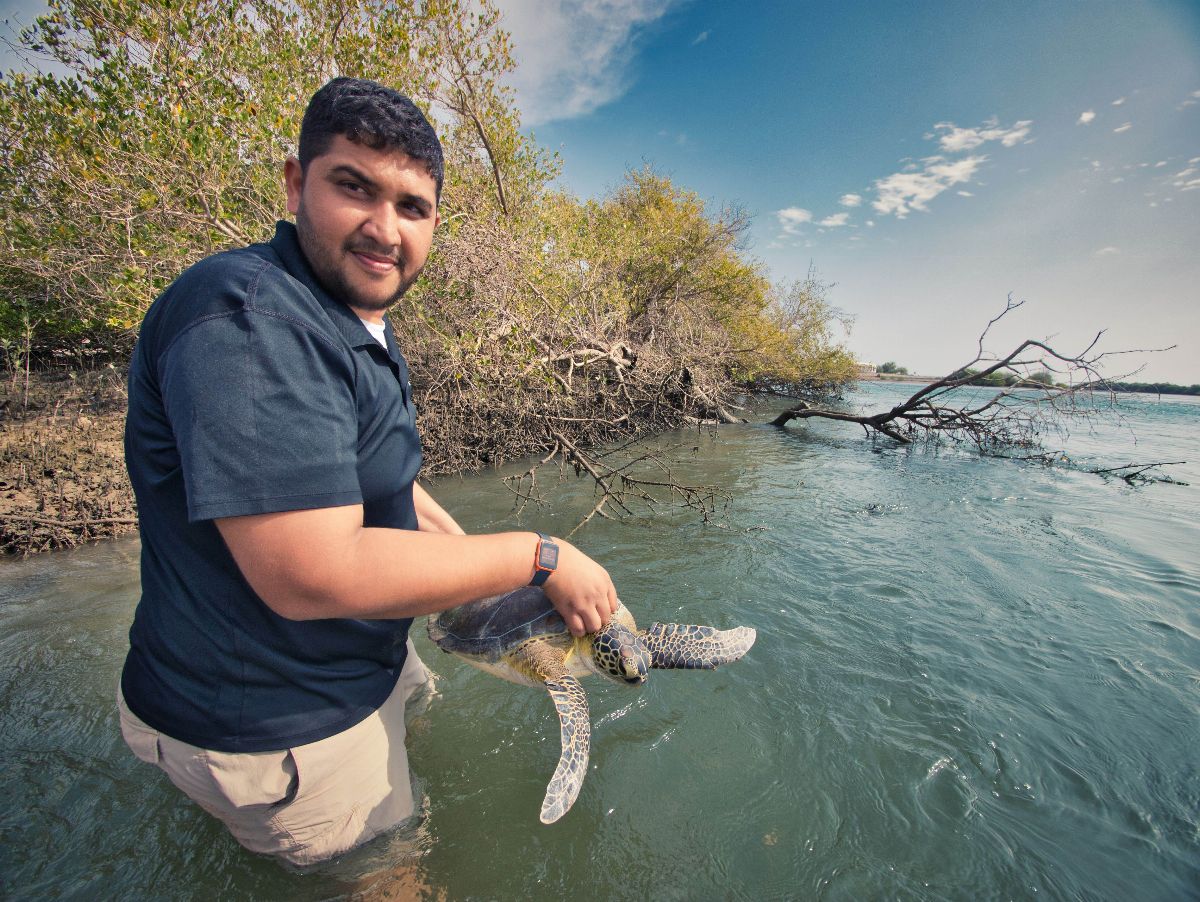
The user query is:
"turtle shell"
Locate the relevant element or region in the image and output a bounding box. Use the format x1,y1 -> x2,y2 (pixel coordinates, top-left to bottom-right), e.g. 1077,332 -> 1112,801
427,587 -> 566,662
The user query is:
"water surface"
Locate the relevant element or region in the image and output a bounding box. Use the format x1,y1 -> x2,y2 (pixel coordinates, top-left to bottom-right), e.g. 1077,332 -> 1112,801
2,383 -> 1198,900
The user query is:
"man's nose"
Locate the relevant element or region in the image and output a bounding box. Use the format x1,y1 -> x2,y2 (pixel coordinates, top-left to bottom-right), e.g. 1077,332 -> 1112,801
360,203 -> 402,250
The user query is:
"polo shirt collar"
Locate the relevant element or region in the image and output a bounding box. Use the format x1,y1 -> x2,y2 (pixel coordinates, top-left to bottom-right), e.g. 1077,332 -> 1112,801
268,220 -> 400,360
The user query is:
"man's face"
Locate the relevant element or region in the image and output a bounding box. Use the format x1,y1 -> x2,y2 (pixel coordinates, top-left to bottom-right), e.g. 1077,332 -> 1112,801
284,134 -> 440,322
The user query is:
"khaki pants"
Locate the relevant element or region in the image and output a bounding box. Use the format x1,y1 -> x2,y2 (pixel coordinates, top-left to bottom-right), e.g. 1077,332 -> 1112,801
118,640 -> 434,867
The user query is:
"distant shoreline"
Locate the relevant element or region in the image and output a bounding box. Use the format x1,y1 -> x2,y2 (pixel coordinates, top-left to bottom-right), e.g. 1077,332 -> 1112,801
858,372 -> 1199,397
858,373 -> 939,385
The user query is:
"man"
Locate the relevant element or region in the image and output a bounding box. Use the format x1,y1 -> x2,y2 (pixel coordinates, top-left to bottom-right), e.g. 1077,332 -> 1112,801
118,77 -> 618,866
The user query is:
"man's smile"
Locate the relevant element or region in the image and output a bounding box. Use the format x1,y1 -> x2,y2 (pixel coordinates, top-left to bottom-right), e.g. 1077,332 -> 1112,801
350,248 -> 400,274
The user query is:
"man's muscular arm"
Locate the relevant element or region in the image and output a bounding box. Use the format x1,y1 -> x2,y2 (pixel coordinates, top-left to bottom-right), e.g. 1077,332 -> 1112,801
215,506 -> 617,635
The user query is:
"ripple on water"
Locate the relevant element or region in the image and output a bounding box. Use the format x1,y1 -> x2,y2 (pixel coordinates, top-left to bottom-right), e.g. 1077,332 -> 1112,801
4,388 -> 1200,899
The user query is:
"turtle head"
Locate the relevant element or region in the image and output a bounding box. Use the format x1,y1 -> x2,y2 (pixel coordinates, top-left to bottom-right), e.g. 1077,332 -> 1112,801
591,622 -> 650,685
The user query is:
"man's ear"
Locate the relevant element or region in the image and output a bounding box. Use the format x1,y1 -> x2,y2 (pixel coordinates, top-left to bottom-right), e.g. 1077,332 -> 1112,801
284,157 -> 304,215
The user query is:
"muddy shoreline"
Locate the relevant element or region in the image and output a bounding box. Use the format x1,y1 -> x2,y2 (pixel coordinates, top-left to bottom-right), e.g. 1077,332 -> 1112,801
1,367 -> 137,556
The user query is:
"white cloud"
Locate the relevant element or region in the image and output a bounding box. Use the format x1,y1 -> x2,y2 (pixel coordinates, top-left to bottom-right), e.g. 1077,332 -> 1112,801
497,0 -> 678,126
930,117 -> 1033,152
872,155 -> 986,218
860,117 -> 1031,220
1173,167 -> 1200,191
1156,160 -> 1168,167
1078,110 -> 1096,125
839,193 -> 863,207
866,220 -> 875,227
691,30 -> 709,45
1113,122 -> 1132,133
1112,97 -> 1126,106
957,190 -> 974,196
1094,246 -> 1120,256
776,207 -> 813,235
818,212 -> 850,227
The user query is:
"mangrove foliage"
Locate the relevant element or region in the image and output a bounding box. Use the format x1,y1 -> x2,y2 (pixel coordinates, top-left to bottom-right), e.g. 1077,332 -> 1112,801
1,0 -> 857,484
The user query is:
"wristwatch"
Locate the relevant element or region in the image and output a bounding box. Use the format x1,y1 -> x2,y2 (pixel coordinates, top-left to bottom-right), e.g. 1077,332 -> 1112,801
530,532 -> 559,586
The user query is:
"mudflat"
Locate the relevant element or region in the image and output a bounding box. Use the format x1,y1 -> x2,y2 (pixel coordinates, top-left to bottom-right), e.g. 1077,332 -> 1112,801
1,368 -> 136,555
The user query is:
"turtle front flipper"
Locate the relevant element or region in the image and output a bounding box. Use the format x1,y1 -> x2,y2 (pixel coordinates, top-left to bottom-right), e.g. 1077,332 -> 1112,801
641,622 -> 757,669
540,674 -> 590,824
512,638 -> 592,824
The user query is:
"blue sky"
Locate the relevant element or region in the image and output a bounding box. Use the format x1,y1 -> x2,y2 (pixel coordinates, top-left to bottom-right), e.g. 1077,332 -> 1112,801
4,0 -> 1197,382
497,0 -> 1200,383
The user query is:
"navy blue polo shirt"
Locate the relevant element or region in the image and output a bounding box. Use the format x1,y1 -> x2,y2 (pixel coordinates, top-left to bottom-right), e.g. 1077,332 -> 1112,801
121,221 -> 423,752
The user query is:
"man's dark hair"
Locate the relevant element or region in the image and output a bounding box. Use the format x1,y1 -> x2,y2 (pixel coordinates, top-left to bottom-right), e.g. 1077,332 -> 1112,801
299,77 -> 444,199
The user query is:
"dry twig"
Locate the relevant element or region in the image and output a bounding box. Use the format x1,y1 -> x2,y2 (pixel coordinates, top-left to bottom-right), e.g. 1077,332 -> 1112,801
770,298 -> 1181,483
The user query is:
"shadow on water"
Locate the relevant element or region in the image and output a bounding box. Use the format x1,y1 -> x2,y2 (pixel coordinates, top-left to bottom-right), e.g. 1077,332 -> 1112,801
2,383 -> 1199,899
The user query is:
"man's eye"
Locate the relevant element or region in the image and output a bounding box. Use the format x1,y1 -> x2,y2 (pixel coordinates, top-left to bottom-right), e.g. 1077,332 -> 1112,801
341,182 -> 365,194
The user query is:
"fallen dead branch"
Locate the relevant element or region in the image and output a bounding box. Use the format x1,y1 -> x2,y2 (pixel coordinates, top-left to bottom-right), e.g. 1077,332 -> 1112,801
770,298 -> 1182,484
1085,461 -> 1189,486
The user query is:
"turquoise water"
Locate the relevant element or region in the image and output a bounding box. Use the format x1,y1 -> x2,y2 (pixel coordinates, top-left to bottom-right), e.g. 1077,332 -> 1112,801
2,382 -> 1198,900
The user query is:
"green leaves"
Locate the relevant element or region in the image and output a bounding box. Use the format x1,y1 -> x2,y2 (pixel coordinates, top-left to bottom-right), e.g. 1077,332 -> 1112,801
2,0 -> 852,441
1,0 -> 531,356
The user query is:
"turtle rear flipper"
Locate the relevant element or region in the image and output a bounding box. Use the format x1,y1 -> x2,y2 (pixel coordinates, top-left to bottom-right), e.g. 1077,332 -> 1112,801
512,638 -> 592,824
642,623 -> 756,669
540,674 -> 590,824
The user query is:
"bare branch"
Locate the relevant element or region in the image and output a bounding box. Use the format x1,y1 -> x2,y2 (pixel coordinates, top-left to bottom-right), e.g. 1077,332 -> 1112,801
1086,461 -> 1188,485
770,302 -> 1181,486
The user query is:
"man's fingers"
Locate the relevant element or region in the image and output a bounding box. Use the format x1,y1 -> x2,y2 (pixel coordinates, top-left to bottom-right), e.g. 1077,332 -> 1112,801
543,540 -> 620,636
580,605 -> 603,635
563,611 -> 585,637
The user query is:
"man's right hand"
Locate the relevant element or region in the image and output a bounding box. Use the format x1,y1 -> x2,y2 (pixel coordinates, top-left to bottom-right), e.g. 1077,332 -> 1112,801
216,506 -> 621,628
541,538 -> 621,636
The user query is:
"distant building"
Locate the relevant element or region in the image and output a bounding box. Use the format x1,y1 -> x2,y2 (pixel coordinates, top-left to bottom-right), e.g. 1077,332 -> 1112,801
855,362 -> 878,379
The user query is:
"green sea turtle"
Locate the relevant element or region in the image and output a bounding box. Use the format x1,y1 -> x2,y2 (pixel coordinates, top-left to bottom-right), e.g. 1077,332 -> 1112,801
427,587 -> 756,823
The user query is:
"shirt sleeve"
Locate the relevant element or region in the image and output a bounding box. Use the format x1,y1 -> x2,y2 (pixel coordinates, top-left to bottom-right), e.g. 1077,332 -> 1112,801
159,308 -> 364,522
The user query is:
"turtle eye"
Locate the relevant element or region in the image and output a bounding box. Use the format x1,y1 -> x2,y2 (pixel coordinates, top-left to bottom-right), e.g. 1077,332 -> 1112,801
621,651 -> 648,684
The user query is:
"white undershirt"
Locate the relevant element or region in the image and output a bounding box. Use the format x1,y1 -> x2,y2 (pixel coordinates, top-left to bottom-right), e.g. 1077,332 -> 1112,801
358,318 -> 388,349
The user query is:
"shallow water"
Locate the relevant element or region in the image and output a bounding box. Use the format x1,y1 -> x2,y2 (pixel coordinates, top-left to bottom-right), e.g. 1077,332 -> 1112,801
2,383 -> 1198,900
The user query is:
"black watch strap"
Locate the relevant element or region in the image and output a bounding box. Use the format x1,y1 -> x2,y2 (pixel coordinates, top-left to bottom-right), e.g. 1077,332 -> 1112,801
530,532 -> 559,586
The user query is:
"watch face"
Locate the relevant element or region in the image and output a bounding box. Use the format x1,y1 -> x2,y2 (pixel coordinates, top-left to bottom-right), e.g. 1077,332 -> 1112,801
538,542 -> 559,569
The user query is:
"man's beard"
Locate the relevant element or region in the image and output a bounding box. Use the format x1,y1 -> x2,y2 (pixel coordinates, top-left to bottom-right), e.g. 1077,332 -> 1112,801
294,206 -> 422,312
